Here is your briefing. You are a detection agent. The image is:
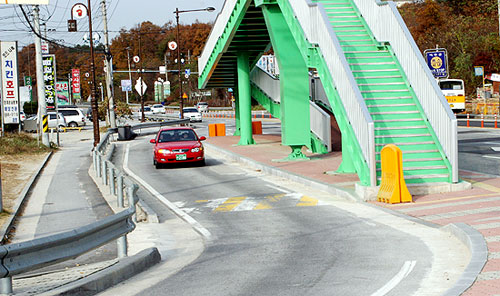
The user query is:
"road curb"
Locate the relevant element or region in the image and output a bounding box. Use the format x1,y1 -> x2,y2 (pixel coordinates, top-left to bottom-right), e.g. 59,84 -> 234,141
204,143 -> 359,201
42,247 -> 161,296
0,151 -> 52,243
441,223 -> 488,296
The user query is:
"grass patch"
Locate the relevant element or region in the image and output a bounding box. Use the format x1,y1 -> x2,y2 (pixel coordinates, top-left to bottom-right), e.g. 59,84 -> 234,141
0,133 -> 53,155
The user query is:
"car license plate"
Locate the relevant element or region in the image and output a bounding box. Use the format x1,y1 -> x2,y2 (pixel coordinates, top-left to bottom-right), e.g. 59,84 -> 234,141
176,154 -> 187,161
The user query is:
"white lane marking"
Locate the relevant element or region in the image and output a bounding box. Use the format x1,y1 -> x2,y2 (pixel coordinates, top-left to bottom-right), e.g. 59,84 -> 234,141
371,260 -> 416,296
123,144 -> 212,240
266,184 -> 291,194
483,155 -> 500,160
492,147 -> 500,152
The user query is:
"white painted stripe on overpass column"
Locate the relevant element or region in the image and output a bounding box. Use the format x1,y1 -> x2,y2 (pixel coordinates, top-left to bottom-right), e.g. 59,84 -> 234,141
370,260 -> 416,296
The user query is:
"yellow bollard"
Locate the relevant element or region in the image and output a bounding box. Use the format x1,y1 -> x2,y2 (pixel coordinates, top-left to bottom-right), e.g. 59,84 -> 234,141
377,144 -> 412,204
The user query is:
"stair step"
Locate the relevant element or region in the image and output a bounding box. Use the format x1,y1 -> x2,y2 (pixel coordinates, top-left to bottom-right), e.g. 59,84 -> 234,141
377,174 -> 449,181
377,157 -> 442,163
376,149 -> 438,154
340,39 -> 373,42
358,82 -> 405,86
344,50 -> 386,53
366,96 -> 412,100
377,165 -> 447,172
375,133 -> 430,138
371,110 -> 419,115
361,89 -> 409,94
352,68 -> 398,72
333,25 -> 365,28
369,104 -> 416,109
375,141 -> 433,146
339,34 -> 370,37
374,125 -> 426,130
342,44 -> 377,47
349,62 -> 396,66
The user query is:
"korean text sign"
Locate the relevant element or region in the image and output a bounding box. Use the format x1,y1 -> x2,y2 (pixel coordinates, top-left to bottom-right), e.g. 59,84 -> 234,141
42,55 -> 56,106
425,49 -> 448,78
72,69 -> 81,99
1,41 -> 20,124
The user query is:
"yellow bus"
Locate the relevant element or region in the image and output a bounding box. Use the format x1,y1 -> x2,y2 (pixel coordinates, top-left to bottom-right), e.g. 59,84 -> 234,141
438,79 -> 465,113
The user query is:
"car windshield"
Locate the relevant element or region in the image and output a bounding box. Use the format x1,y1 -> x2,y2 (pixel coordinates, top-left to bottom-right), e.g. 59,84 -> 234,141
198,103 -> 208,106
144,107 -> 151,111
183,108 -> 198,113
158,129 -> 197,142
153,105 -> 162,108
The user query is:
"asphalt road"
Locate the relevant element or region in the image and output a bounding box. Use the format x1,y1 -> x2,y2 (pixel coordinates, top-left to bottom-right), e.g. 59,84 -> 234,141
110,122 -> 443,296
458,127 -> 500,176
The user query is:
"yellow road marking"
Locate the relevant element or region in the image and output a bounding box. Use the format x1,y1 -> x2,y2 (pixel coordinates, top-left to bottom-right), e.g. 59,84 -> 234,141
296,195 -> 318,207
462,178 -> 500,193
266,194 -> 285,202
213,196 -> 246,212
254,201 -> 272,210
196,200 -> 209,203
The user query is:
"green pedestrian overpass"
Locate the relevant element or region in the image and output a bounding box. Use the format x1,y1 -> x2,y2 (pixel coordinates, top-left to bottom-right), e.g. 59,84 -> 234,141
198,0 -> 459,191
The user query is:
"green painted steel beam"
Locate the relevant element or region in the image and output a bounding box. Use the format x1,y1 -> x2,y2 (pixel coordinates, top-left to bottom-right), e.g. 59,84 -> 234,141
237,52 -> 255,145
261,4 -> 310,159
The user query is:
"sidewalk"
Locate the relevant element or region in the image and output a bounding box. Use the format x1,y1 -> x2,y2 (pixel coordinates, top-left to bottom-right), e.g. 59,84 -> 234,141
205,133 -> 500,296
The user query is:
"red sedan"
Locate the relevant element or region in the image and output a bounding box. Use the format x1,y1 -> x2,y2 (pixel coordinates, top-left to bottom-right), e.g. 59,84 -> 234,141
150,127 -> 206,168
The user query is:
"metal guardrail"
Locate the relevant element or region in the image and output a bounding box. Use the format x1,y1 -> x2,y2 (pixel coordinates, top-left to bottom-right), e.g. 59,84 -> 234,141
310,101 -> 332,152
250,67 -> 281,104
353,0 -> 458,183
0,129 -> 140,294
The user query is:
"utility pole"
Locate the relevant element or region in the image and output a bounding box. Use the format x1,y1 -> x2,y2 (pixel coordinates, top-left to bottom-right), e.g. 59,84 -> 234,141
87,0 -> 100,146
175,9 -> 184,119
101,0 -> 116,128
126,47 -> 132,105
33,6 -> 49,147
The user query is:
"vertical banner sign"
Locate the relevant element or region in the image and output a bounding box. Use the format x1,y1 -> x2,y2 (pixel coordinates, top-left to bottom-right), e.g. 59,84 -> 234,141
1,41 -> 20,124
42,55 -> 56,106
424,48 -> 448,78
55,81 -> 70,105
24,76 -> 32,101
71,69 -> 81,100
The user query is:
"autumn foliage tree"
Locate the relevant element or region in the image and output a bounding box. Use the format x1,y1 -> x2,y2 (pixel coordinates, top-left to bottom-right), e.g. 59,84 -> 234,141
399,0 -> 500,95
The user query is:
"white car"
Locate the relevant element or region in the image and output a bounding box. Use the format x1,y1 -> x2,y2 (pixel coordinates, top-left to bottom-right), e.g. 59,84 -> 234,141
182,108 -> 202,122
143,106 -> 153,116
196,102 -> 209,113
151,104 -> 166,114
43,112 -> 67,129
58,108 -> 86,127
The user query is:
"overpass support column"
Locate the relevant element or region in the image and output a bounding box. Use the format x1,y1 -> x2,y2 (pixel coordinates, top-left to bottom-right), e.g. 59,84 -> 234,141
261,4 -> 310,160
237,52 -> 255,145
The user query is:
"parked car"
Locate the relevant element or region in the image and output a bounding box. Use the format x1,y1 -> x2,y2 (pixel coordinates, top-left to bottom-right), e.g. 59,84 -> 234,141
151,104 -> 166,114
143,106 -> 153,116
24,113 -> 67,132
47,112 -> 67,129
196,102 -> 209,113
58,108 -> 86,127
182,108 -> 202,122
150,127 -> 206,168
19,111 -> 26,122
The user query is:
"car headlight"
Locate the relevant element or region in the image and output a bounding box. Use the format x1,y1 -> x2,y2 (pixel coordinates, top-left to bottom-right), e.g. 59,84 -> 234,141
191,147 -> 200,152
158,149 -> 171,154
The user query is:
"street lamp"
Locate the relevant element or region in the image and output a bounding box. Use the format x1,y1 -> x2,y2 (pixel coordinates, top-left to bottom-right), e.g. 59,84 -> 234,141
175,6 -> 215,119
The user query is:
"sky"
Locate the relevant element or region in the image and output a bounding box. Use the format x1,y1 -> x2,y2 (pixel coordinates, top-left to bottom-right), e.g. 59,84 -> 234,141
0,0 -> 226,48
